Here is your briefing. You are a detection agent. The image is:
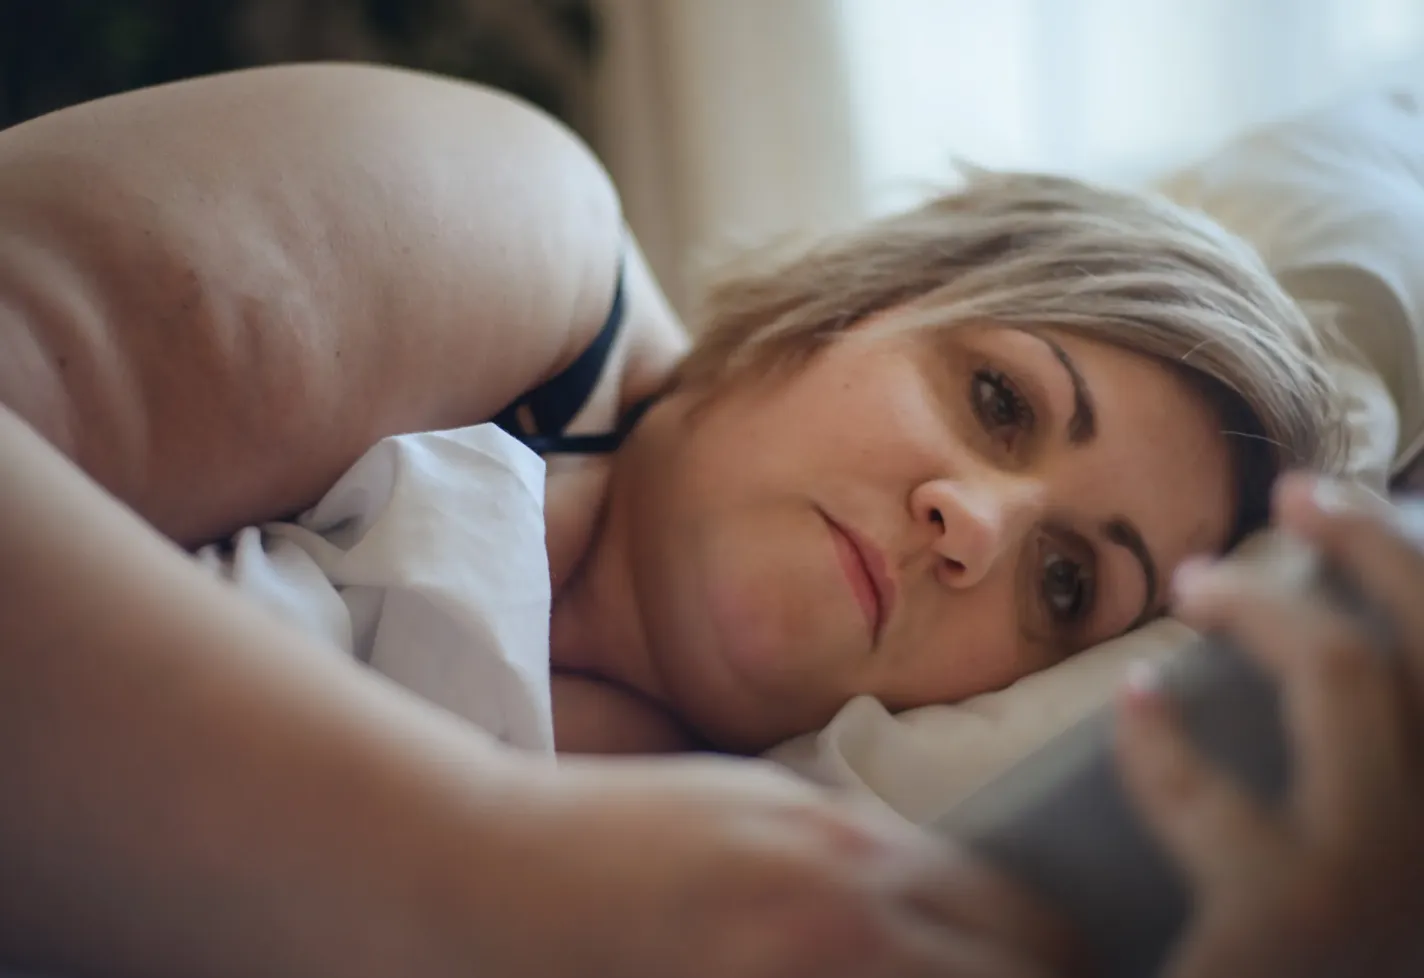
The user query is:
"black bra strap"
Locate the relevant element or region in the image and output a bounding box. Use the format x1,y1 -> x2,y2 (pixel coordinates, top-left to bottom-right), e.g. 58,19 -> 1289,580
504,395 -> 655,456
494,261 -> 638,454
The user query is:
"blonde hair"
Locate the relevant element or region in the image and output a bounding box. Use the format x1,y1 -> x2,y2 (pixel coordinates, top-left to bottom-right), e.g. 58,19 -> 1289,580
675,168 -> 1348,547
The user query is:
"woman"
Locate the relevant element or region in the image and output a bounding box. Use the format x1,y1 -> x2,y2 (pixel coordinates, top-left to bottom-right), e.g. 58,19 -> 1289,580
0,63 -> 1417,977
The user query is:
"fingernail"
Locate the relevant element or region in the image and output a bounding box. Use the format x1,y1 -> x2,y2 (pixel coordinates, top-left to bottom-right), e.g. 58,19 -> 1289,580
1124,659 -> 1163,705
1311,478 -> 1352,516
1171,556 -> 1212,599
1121,661 -> 1167,726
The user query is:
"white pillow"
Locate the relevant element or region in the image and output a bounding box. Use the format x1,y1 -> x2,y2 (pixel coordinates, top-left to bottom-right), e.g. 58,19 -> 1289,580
767,84 -> 1424,822
1162,83 -> 1424,479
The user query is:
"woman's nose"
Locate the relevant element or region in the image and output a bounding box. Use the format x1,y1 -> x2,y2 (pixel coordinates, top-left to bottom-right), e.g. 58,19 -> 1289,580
910,477 -> 1043,588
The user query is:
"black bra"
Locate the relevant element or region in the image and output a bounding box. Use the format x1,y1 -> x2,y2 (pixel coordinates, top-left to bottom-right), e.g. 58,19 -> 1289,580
492,263 -> 651,454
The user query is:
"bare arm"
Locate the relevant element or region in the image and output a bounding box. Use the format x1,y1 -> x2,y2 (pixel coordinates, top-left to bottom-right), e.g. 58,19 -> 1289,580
0,403 -> 546,977
0,63 -> 684,546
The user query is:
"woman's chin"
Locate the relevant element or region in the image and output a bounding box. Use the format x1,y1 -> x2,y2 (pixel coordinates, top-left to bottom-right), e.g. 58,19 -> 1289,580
658,554 -> 861,751
671,632 -> 853,754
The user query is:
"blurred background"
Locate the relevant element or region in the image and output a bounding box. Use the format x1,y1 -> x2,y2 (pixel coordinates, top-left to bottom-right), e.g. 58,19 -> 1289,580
3,0 -> 1424,314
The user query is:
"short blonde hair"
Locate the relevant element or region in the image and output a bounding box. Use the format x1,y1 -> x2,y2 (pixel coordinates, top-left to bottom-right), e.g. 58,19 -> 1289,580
675,169 -> 1348,547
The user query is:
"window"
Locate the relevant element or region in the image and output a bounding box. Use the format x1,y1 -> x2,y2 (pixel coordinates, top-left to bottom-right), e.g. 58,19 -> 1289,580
837,0 -> 1424,214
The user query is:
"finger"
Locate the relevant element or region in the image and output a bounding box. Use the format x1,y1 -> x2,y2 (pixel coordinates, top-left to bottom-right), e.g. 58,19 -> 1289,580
1275,475 -> 1424,701
903,845 -> 1087,976
1173,565 -> 1412,845
1114,663 -> 1291,894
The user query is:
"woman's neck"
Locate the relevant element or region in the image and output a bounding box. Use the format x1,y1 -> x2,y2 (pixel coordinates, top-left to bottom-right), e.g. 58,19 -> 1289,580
547,456 -> 667,706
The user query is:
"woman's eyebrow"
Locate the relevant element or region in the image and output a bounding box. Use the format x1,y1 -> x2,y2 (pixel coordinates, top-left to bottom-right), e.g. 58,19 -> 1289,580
1103,517 -> 1159,631
1032,334 -> 1097,444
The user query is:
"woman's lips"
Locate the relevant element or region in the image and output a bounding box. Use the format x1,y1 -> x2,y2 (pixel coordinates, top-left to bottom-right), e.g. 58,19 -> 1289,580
823,513 -> 894,642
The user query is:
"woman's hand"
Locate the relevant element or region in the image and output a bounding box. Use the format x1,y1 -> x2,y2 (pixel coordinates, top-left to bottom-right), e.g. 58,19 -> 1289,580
494,755 -> 1086,978
1116,474 -> 1424,978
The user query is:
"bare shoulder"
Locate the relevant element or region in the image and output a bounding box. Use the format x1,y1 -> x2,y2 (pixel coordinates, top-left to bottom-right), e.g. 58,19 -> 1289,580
551,672 -> 700,754
0,64 -> 681,544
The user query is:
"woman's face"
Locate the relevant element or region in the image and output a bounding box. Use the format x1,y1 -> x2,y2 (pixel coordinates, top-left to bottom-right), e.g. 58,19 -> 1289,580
618,318 -> 1235,751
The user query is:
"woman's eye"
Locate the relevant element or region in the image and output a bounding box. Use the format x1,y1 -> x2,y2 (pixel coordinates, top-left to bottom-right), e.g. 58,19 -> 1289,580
1040,546 -> 1093,625
970,368 -> 1034,446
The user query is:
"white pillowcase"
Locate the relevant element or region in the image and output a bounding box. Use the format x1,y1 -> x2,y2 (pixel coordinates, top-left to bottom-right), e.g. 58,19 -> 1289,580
1162,84 -> 1424,481
767,82 -> 1424,821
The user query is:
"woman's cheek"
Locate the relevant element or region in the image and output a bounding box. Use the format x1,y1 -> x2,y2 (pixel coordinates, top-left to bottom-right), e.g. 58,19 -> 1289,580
697,529 -> 861,690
